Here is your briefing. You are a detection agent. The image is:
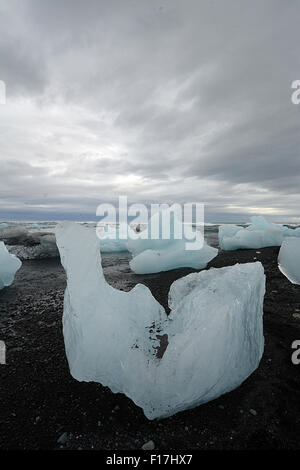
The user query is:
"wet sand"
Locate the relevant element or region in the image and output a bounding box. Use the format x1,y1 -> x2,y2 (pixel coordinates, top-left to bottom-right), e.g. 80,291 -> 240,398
0,247 -> 300,450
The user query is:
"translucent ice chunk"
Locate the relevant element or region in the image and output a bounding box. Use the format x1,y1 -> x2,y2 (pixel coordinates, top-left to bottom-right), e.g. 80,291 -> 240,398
56,223 -> 265,420
127,208 -> 217,273
278,238 -> 300,284
0,241 -> 22,289
130,240 -> 218,274
218,217 -> 286,250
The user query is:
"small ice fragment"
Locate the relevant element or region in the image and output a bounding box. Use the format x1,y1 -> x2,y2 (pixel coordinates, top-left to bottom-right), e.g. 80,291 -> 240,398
278,238 -> 300,285
0,241 -> 22,289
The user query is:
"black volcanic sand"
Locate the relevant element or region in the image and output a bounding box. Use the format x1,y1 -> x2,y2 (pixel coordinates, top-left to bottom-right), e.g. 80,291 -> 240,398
0,247 -> 300,450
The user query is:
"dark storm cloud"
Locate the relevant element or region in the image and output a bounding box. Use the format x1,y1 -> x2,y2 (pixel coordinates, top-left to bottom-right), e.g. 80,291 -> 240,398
0,0 -> 299,221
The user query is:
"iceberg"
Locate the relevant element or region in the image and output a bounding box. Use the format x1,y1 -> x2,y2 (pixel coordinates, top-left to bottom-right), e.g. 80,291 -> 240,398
247,216 -> 300,237
0,224 -> 59,259
130,240 -> 218,274
278,238 -> 300,285
56,222 -> 265,420
0,224 -> 28,241
127,208 -> 217,274
219,216 -> 300,251
0,241 -> 22,289
6,233 -> 58,260
218,216 -> 290,251
127,209 -> 197,257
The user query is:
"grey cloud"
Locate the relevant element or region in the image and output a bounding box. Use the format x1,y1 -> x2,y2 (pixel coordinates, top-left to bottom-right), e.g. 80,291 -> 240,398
0,0 -> 299,221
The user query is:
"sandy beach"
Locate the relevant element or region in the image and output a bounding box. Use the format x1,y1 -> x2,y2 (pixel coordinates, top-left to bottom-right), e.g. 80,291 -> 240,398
0,246 -> 300,450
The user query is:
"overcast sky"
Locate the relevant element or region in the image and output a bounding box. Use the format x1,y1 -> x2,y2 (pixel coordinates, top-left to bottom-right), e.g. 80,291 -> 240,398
0,0 -> 299,222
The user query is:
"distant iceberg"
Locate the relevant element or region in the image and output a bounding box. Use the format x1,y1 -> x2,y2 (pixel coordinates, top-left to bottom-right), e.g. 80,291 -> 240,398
56,222 -> 265,420
219,216 -> 300,251
278,238 -> 300,285
0,241 -> 22,289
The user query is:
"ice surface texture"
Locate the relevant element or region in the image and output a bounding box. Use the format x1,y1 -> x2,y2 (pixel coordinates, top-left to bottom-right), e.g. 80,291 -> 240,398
278,238 -> 300,285
0,241 -> 22,289
56,223 -> 265,420
219,216 -> 300,251
127,209 -> 218,273
130,240 -> 218,274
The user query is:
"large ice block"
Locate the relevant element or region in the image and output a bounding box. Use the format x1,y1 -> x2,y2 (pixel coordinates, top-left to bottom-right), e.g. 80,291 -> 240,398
56,223 -> 265,420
